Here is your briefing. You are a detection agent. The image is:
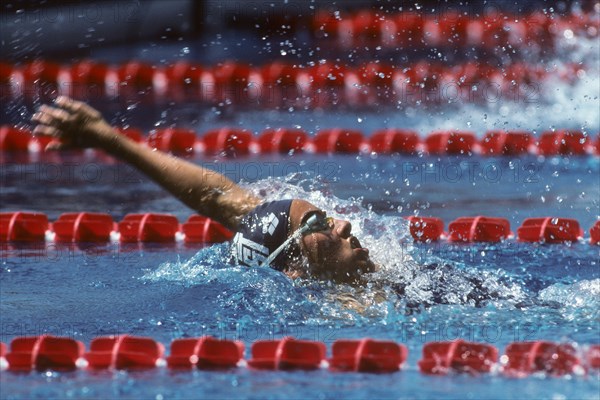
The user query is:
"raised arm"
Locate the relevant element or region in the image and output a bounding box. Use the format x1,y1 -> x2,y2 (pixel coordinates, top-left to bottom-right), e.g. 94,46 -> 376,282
31,96 -> 260,230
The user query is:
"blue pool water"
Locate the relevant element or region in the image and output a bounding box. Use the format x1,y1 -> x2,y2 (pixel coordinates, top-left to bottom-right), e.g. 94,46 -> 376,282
2,2 -> 600,399
1,150 -> 599,399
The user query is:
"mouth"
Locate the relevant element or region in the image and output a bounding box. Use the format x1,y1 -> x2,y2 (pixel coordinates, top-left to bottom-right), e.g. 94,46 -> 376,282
350,236 -> 369,257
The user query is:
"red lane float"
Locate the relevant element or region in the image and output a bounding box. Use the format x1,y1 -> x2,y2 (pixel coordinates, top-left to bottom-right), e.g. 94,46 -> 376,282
357,62 -> 396,88
313,129 -> 364,153
117,127 -> 144,143
0,126 -> 32,152
259,128 -> 308,153
118,61 -> 156,90
261,62 -> 301,86
181,215 -> 233,243
369,129 -> 420,154
5,123 -> 599,158
1,336 -> 598,376
21,61 -> 65,94
426,131 -> 476,155
211,62 -> 253,103
52,212 -> 114,243
3,59 -> 591,107
312,10 -> 597,51
167,336 -> 244,369
118,213 -> 179,243
351,11 -> 384,45
405,61 -> 443,92
406,217 -> 444,242
590,221 -> 600,245
201,128 -> 253,156
0,212 -> 48,242
29,134 -> 55,152
212,61 -> 251,87
70,60 -> 111,94
448,216 -> 511,243
2,212 -> 598,245
6,335 -> 84,372
517,217 -> 582,243
480,131 -> 533,155
418,340 -> 498,375
310,62 -> 348,89
503,342 -> 582,377
85,335 -> 164,370
0,61 -> 14,87
329,339 -> 407,373
248,337 -> 326,370
165,61 -> 206,88
537,130 -> 589,155
147,128 -> 197,154
587,345 -> 600,369
115,127 -> 145,143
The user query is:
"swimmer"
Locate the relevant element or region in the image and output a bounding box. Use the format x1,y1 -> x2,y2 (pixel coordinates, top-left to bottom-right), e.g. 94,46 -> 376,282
31,96 -> 377,285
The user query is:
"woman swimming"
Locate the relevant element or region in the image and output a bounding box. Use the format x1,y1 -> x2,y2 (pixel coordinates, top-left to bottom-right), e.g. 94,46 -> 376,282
31,96 -> 377,285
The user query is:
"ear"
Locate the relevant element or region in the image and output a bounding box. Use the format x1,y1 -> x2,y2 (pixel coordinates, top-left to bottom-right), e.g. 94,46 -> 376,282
284,269 -> 304,280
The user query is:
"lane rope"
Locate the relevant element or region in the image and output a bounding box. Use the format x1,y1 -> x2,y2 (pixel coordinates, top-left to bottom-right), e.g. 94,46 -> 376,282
1,211 -> 598,245
2,125 -> 598,156
1,335 -> 597,376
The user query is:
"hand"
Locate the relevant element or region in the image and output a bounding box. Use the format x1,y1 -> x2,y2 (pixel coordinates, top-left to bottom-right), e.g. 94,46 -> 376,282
31,96 -> 115,151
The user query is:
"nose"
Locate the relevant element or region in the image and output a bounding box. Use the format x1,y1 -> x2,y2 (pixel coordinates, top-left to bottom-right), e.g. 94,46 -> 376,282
334,219 -> 352,238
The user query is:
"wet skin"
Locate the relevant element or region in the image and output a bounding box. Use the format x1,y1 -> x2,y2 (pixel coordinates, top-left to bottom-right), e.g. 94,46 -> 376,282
302,218 -> 376,283
31,97 -> 376,285
289,200 -> 376,284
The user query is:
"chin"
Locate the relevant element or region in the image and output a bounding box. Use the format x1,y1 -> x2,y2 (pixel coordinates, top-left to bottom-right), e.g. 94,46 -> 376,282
359,259 -> 376,274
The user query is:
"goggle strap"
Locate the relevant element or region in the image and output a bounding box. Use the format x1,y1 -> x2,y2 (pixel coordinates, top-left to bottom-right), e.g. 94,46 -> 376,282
262,212 -> 325,268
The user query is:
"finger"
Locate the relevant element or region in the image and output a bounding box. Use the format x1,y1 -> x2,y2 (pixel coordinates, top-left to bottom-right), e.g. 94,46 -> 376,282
34,106 -> 70,128
31,112 -> 58,127
38,104 -> 63,115
39,105 -> 72,124
54,95 -> 72,108
32,105 -> 60,123
55,96 -> 100,119
31,111 -> 45,124
33,125 -> 60,138
45,141 -> 69,151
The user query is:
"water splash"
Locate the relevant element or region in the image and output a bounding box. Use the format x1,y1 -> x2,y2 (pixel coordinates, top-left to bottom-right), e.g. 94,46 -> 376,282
143,174 -> 530,324
538,279 -> 600,311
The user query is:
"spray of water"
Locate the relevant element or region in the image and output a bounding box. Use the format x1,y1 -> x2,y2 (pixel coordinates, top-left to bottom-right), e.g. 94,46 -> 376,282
143,172 -> 532,325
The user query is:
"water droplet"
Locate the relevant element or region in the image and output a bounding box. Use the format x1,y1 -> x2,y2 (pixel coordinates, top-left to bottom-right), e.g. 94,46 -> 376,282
563,29 -> 574,39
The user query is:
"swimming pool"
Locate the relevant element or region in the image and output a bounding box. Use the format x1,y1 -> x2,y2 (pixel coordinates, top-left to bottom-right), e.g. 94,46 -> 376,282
2,2 -> 600,400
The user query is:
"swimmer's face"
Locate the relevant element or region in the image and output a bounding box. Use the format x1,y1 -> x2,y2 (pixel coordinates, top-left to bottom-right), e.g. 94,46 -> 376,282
300,212 -> 376,284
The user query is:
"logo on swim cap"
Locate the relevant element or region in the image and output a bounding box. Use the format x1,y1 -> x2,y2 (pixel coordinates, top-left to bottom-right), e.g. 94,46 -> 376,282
262,213 -> 280,236
232,233 -> 269,267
